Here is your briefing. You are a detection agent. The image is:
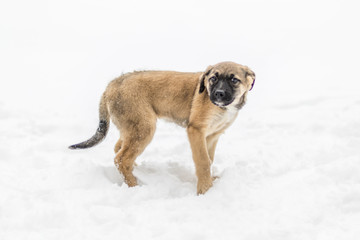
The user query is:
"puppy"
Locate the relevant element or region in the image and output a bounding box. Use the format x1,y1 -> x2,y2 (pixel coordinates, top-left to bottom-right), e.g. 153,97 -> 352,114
69,61 -> 255,194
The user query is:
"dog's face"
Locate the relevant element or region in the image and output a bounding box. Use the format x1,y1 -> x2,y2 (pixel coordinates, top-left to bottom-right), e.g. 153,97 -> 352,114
199,62 -> 255,108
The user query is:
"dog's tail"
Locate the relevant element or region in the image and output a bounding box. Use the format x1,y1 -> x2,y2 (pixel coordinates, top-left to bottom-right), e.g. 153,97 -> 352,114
69,93 -> 110,150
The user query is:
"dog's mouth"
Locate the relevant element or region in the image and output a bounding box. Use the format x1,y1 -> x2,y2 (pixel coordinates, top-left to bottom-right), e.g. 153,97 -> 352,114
211,98 -> 235,108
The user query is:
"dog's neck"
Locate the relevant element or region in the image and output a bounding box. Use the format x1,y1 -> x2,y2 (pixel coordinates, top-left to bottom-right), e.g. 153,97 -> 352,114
234,92 -> 247,110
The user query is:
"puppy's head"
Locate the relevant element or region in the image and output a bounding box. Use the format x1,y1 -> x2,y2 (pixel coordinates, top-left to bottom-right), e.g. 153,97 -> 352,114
199,62 -> 255,108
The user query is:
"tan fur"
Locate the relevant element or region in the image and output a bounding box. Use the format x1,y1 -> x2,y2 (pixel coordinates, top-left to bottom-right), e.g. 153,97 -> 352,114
71,61 -> 255,194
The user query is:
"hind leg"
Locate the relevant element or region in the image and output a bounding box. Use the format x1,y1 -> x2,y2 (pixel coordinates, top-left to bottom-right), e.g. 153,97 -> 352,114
114,119 -> 156,187
114,138 -> 123,153
115,138 -> 139,167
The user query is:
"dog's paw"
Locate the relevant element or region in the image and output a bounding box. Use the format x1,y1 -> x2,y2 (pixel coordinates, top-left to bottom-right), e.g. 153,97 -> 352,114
124,175 -> 138,187
197,178 -> 213,195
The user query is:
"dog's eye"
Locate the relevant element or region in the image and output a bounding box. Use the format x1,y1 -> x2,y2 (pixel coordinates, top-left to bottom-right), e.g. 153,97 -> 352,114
231,78 -> 241,84
209,76 -> 217,83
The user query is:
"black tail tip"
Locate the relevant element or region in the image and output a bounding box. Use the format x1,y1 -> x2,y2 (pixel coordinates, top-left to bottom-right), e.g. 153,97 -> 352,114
68,144 -> 78,150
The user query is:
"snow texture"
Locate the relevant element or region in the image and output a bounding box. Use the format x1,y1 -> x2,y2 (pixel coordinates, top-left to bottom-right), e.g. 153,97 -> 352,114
1,0 -> 360,239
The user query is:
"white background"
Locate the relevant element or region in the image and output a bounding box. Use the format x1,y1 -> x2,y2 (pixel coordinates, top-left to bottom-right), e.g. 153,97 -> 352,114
1,0 -> 360,239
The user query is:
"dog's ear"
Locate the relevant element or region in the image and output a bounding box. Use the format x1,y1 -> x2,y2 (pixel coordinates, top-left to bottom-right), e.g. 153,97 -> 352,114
199,65 -> 213,94
245,67 -> 256,91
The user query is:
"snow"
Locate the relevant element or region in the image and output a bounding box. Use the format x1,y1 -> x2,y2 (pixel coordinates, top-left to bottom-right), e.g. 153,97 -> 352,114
1,0 -> 360,239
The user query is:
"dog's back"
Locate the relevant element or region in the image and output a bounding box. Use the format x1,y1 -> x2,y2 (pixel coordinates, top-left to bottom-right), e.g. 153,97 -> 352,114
105,71 -> 201,126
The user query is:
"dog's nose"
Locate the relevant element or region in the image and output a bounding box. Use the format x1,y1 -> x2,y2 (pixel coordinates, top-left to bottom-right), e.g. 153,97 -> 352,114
214,90 -> 225,100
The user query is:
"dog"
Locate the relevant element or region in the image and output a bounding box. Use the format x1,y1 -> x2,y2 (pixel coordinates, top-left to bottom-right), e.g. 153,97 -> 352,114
69,61 -> 255,194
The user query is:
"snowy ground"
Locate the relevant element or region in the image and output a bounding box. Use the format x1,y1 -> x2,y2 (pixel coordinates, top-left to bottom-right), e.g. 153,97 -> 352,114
1,0 -> 360,239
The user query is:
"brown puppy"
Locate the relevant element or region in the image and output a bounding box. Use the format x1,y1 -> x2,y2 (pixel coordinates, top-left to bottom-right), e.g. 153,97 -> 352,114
69,61 -> 255,194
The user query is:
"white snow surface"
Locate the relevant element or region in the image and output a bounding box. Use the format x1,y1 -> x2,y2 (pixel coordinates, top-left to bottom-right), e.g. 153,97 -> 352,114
1,0 -> 360,239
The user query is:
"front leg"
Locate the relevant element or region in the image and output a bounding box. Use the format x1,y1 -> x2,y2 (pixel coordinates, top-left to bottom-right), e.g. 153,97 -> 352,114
187,125 -> 213,195
206,132 -> 221,164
